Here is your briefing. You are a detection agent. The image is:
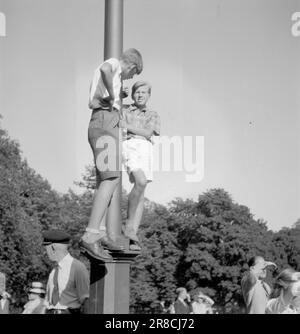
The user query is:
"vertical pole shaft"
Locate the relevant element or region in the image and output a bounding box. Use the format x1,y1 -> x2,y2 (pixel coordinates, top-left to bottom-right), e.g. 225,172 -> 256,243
104,0 -> 123,239
104,0 -> 123,60
88,0 -> 134,315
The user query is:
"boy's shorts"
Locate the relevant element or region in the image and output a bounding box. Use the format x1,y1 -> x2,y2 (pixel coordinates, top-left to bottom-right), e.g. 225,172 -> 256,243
122,138 -> 153,182
88,108 -> 121,184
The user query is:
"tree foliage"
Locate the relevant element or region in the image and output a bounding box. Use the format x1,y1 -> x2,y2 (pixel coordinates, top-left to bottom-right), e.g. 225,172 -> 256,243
0,125 -> 53,310
130,189 -> 279,313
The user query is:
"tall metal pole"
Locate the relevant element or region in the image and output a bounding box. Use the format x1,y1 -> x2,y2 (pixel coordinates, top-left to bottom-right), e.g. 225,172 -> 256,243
104,0 -> 123,240
88,0 -> 131,314
104,0 -> 123,60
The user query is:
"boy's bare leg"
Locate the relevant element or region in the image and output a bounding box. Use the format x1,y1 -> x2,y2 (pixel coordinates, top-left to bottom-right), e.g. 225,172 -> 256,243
98,209 -> 107,237
97,199 -> 125,251
125,170 -> 147,241
132,192 -> 145,233
82,177 -> 119,244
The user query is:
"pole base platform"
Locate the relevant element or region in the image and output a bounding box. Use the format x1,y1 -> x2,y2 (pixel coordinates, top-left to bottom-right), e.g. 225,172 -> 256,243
80,235 -> 141,263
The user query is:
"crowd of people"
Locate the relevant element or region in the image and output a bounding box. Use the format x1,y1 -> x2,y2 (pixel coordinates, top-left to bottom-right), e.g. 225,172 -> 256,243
241,256 -> 300,314
157,255 -> 300,315
1,233 -> 300,314
159,287 -> 216,314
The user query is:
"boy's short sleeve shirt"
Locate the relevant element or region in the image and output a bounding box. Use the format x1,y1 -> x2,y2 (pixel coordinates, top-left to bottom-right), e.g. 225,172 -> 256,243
123,104 -> 160,141
89,58 -> 122,111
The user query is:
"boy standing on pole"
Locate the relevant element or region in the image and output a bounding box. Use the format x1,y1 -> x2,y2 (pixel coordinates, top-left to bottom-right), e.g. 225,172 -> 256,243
120,81 -> 160,250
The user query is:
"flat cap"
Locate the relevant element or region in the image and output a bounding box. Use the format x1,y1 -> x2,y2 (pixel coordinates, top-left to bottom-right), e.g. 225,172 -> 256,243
42,229 -> 71,245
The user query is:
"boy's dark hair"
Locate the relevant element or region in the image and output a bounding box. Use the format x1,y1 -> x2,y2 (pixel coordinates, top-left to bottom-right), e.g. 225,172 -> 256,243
121,48 -> 143,74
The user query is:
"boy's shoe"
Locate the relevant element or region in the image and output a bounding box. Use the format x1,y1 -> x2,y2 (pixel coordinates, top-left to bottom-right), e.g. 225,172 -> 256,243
129,240 -> 141,251
79,239 -> 112,260
99,235 -> 125,252
122,225 -> 139,243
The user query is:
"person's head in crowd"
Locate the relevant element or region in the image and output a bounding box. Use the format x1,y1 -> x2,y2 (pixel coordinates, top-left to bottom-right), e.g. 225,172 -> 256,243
193,291 -> 203,302
193,290 -> 214,305
131,81 -> 152,109
176,287 -> 190,301
248,256 -> 276,279
27,282 -> 45,301
194,292 -> 205,303
42,229 -> 71,263
272,268 -> 300,300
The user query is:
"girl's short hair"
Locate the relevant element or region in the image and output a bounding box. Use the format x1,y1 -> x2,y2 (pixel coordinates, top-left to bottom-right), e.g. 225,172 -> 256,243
121,48 -> 143,74
131,81 -> 152,99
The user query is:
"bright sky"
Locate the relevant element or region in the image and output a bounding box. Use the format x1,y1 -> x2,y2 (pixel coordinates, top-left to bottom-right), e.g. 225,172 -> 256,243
0,0 -> 299,231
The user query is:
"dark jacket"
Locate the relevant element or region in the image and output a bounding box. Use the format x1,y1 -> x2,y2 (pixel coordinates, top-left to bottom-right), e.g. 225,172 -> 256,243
173,299 -> 192,314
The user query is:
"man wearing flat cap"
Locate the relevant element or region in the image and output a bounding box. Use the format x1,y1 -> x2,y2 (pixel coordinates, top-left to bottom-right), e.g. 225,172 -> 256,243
43,229 -> 90,314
